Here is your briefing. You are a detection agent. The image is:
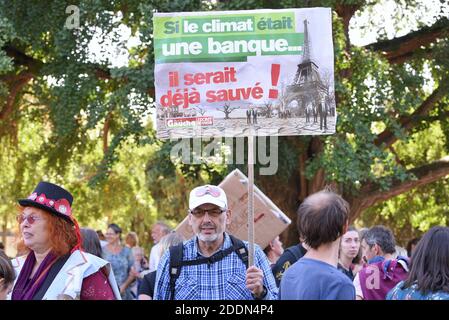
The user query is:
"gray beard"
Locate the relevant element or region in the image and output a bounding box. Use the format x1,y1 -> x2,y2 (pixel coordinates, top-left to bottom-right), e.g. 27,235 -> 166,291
197,232 -> 219,243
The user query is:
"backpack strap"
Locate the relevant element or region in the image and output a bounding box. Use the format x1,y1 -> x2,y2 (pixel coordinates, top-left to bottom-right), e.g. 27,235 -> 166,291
382,258 -> 410,280
168,243 -> 184,300
229,234 -> 249,269
167,234 -> 249,300
396,256 -> 410,272
179,245 -> 239,267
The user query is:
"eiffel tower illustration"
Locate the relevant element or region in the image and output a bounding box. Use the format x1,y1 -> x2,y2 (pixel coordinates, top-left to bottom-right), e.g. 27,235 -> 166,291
283,19 -> 328,118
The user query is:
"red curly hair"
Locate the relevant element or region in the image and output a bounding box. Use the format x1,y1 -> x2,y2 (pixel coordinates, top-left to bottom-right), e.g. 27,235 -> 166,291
16,206 -> 79,257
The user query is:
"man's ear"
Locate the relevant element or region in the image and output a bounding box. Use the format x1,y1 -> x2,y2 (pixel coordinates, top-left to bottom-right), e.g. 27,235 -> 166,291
225,209 -> 232,226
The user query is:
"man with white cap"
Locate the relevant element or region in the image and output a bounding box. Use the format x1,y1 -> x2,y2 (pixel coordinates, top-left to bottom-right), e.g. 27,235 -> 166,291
153,184 -> 278,300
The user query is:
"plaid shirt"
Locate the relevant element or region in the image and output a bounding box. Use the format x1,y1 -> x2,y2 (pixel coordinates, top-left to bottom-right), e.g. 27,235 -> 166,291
154,233 -> 278,300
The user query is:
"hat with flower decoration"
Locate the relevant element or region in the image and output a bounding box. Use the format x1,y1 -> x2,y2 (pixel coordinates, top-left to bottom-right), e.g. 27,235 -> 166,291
18,181 -> 75,225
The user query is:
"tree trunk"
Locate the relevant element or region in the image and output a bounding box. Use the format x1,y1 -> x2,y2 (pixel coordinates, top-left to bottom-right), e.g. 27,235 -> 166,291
257,137 -> 326,247
0,71 -> 33,122
103,112 -> 112,154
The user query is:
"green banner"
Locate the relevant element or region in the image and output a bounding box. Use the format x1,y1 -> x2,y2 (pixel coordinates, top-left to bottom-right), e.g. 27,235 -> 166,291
154,11 -> 302,64
154,12 -> 296,39
155,33 -> 303,64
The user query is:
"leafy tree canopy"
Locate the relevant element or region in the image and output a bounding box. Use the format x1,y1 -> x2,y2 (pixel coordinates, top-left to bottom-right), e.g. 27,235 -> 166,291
1,0 -> 449,248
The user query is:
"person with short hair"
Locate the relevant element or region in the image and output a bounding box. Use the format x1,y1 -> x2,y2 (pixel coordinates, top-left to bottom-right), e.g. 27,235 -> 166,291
263,236 -> 284,266
387,226 -> 449,300
148,221 -> 171,272
279,190 -> 355,300
9,182 -> 120,300
125,232 -> 139,248
353,225 -> 409,300
0,250 -> 15,300
154,185 -> 277,300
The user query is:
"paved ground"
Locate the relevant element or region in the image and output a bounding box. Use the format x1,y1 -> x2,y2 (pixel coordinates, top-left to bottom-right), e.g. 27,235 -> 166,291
157,116 -> 336,139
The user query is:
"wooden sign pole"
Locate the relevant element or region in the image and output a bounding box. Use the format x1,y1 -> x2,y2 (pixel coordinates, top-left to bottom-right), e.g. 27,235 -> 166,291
247,125 -> 255,266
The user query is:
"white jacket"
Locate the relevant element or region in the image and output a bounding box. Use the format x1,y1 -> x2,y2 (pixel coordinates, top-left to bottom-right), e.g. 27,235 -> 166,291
9,250 -> 121,300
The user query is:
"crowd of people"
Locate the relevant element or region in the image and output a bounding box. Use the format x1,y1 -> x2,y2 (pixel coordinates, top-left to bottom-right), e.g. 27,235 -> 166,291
0,180 -> 448,300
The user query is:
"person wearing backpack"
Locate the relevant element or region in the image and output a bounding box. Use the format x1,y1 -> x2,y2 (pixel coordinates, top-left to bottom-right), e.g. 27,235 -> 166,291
353,225 -> 409,300
153,185 -> 278,300
271,241 -> 308,287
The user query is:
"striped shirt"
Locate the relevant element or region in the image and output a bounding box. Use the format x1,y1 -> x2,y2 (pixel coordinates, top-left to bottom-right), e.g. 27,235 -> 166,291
154,233 -> 278,300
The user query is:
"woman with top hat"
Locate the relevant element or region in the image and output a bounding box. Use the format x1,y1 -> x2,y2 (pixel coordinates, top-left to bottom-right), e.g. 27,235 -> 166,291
8,181 -> 121,300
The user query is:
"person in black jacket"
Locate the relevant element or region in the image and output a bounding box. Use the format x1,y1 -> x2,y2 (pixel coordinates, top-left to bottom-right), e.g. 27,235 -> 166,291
271,241 -> 308,287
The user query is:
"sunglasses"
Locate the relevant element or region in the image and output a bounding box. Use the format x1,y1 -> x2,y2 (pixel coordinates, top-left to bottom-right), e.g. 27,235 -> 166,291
16,214 -> 43,225
194,185 -> 222,197
190,208 -> 225,218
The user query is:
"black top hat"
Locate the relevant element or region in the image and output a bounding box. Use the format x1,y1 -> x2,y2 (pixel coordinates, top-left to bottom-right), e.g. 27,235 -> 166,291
18,181 -> 74,224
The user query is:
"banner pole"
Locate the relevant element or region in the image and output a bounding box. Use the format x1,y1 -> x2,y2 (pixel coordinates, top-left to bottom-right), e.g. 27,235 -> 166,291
248,126 -> 255,267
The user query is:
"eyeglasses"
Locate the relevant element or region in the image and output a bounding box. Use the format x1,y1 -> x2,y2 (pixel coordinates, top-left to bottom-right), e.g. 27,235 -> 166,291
194,185 -> 222,197
190,208 -> 225,218
16,214 -> 43,225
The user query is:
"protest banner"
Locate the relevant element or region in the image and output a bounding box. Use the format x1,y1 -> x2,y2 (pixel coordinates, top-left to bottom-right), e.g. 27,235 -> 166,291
154,8 -> 333,266
175,169 -> 291,249
154,8 -> 335,139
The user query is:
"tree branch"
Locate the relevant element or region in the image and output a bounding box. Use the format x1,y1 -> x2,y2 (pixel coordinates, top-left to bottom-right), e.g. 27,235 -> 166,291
307,137 -> 326,193
3,44 -> 157,99
0,71 -> 34,121
388,145 -> 406,167
2,45 -> 43,73
374,84 -> 447,148
335,3 -> 363,80
365,17 -> 449,64
348,156 -> 449,221
335,3 -> 362,46
3,44 -> 113,79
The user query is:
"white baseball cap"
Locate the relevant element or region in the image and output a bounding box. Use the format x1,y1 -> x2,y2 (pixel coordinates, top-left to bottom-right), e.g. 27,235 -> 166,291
189,185 -> 227,210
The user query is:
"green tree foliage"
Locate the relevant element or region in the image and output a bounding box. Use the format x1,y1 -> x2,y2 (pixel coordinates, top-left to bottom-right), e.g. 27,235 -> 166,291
359,122 -> 449,245
1,0 -> 449,248
0,107 -> 161,251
